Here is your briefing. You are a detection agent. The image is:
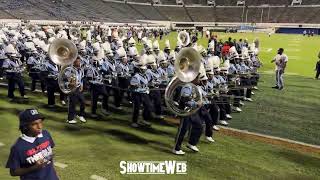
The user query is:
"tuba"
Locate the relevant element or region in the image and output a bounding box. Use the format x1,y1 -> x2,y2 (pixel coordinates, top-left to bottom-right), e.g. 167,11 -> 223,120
69,27 -> 81,41
177,31 -> 190,47
48,38 -> 79,94
164,47 -> 203,116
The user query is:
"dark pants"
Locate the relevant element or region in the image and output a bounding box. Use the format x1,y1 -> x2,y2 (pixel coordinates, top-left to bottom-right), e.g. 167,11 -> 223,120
91,83 -> 108,114
29,72 -> 46,92
0,59 -> 4,78
216,96 -> 230,120
240,78 -> 252,98
251,74 -> 259,86
7,73 -> 25,98
316,71 -> 320,79
149,90 -> 162,115
230,89 -> 241,107
174,111 -> 203,151
200,106 -> 214,137
114,77 -> 130,107
209,101 -> 220,126
68,88 -> 85,120
46,78 -> 65,105
132,92 -> 153,123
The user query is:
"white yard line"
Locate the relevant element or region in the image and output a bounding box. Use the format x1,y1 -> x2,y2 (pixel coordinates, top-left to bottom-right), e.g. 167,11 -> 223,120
288,44 -> 300,47
90,175 -> 107,180
261,48 -> 273,52
286,49 -> 301,52
220,127 -> 320,153
286,72 -> 299,75
0,142 -> 5,147
289,56 -> 299,60
54,162 -> 68,169
261,70 -> 274,74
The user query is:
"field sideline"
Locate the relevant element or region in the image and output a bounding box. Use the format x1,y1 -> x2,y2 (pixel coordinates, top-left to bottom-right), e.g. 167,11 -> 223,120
0,32 -> 320,179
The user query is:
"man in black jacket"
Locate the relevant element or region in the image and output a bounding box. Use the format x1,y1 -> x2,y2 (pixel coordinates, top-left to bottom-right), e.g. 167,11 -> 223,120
315,55 -> 320,79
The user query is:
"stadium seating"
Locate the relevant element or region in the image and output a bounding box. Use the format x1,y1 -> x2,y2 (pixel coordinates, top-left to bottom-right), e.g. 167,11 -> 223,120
185,7 -> 216,21
1,0 -> 320,23
127,0 -> 151,3
183,0 -> 207,5
215,7 -> 243,22
130,3 -> 168,20
127,0 -> 319,5
155,6 -> 192,21
159,0 -> 178,5
244,0 -> 291,6
302,0 -> 320,5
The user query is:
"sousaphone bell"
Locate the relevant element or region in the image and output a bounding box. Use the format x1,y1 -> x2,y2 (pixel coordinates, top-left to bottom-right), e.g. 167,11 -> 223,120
48,38 -> 79,94
177,31 -> 190,47
164,47 -> 203,117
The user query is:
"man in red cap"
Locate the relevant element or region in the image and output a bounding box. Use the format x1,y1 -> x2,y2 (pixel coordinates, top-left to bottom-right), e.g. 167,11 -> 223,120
6,108 -> 59,180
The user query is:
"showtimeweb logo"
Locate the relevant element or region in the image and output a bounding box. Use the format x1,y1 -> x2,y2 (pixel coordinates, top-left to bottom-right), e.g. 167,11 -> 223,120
120,161 -> 187,175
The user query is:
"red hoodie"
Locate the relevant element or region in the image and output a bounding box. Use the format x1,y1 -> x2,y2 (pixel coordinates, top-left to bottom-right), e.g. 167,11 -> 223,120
222,44 -> 231,56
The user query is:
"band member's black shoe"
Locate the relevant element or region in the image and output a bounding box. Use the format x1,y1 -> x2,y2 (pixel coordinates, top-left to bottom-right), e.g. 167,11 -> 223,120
272,86 -> 279,89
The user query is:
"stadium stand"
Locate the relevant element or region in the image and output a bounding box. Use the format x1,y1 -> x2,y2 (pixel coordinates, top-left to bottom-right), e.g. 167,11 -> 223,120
183,0 -> 207,5
1,0 -> 320,23
215,7 -> 243,22
185,6 -> 216,21
244,0 -> 291,6
155,5 -> 192,21
130,3 -> 168,20
159,0 -> 178,5
127,0 -> 151,3
302,0 -> 320,5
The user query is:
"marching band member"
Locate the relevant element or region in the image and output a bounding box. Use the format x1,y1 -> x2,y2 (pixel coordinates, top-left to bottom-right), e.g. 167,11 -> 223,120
173,74 -> 204,155
174,40 -> 182,54
237,54 -> 253,102
130,54 -> 154,128
44,54 -> 66,107
127,37 -> 136,49
152,40 -> 161,58
2,44 -> 28,100
207,41 -> 215,57
215,66 -> 233,125
67,57 -> 86,124
205,57 -> 223,131
0,39 -> 5,79
167,51 -> 175,78
115,48 -> 131,109
90,43 -> 112,117
198,66 -> 215,143
163,40 -> 171,58
145,55 -> 164,119
127,46 -> 140,74
248,44 -> 261,89
142,39 -> 153,56
206,67 -> 222,131
26,47 -> 46,93
156,53 -> 171,84
228,54 -> 244,109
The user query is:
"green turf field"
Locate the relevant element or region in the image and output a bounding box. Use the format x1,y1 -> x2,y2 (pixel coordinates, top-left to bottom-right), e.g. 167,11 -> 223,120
0,88 -> 319,180
0,32 -> 320,179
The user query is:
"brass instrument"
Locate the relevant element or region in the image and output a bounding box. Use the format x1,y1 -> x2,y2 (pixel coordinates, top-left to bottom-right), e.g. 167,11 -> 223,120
177,31 -> 190,47
69,27 -> 81,41
48,38 -> 79,94
164,47 -> 203,116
